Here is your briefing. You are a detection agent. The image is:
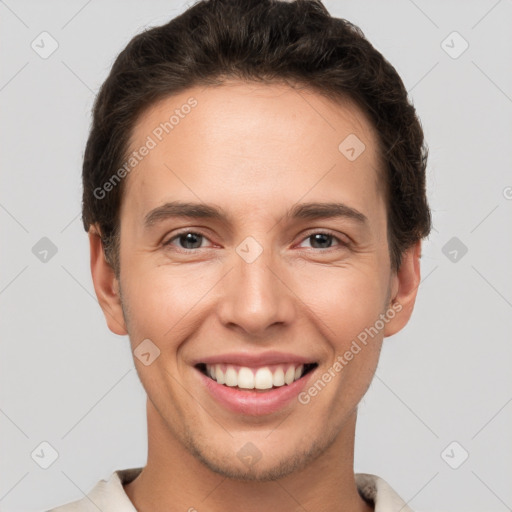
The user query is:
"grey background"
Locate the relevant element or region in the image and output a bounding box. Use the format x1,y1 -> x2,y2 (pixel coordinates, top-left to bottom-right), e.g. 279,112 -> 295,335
1,1 -> 511,511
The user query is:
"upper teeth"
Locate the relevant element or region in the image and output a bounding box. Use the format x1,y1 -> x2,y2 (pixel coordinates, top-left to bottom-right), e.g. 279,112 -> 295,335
206,364 -> 305,389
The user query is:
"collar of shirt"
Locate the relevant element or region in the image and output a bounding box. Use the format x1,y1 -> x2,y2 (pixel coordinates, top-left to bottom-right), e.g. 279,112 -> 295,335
48,467 -> 414,512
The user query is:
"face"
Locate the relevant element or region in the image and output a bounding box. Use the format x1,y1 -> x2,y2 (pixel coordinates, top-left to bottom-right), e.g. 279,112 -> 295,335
91,81 -> 420,481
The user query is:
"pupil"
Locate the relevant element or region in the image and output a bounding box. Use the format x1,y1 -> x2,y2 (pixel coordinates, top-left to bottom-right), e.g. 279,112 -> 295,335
180,233 -> 202,249
311,233 -> 332,249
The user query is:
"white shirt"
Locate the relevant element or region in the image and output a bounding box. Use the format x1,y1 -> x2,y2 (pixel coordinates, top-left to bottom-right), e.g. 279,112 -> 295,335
47,467 -> 413,512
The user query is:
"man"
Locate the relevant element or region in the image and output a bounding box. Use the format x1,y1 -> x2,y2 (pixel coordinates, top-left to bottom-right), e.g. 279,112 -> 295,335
50,0 -> 431,510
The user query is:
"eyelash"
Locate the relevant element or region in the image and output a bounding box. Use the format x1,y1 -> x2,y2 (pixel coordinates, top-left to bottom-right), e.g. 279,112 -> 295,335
162,229 -> 349,253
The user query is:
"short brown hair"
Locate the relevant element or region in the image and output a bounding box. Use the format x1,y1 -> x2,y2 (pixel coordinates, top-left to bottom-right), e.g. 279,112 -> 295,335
82,0 -> 431,273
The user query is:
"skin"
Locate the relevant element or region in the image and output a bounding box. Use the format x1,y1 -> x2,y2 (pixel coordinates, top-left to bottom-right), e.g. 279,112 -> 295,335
89,81 -> 421,512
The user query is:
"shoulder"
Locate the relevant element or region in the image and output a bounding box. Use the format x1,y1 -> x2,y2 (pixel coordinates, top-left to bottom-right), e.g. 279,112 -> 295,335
46,467 -> 143,512
355,473 -> 414,512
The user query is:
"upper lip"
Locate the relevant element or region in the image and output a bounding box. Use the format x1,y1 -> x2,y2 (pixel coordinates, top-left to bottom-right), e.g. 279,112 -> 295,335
192,351 -> 317,368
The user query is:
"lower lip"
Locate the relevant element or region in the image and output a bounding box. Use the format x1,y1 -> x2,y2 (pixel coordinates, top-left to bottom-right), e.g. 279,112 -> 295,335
197,367 -> 316,416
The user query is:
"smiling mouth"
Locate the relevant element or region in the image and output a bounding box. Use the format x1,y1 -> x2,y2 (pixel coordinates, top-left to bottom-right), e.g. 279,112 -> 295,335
195,362 -> 318,391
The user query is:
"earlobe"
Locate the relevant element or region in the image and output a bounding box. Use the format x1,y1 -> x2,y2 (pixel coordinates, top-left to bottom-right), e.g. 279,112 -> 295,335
89,225 -> 128,336
383,241 -> 422,338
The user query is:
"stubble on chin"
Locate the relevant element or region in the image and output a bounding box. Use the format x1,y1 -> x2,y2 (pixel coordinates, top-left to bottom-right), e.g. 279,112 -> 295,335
175,415 -> 344,483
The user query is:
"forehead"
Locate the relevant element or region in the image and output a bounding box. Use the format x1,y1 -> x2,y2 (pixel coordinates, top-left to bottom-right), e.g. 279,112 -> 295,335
122,81 -> 383,222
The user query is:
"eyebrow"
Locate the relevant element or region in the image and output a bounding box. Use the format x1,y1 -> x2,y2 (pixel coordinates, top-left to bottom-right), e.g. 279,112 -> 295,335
143,200 -> 368,228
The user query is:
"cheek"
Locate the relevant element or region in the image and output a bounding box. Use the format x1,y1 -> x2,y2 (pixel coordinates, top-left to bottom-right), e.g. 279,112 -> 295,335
121,262 -> 220,342
301,269 -> 387,402
291,264 -> 389,344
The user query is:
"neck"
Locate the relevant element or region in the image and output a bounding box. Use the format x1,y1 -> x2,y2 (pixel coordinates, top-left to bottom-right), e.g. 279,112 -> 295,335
124,399 -> 373,512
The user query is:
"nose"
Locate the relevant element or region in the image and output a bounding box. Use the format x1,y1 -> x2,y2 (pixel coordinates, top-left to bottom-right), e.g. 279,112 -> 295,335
216,244 -> 296,337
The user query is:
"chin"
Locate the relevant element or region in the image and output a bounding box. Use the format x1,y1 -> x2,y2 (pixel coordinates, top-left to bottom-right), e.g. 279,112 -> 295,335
183,426 -> 335,482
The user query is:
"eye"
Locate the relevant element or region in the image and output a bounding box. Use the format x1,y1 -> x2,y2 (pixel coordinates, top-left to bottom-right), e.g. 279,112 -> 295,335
162,230 -> 347,252
163,231 -> 211,250
298,231 -> 346,250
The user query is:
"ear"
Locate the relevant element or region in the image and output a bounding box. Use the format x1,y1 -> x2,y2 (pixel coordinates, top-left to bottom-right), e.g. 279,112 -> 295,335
89,225 -> 128,336
383,241 -> 422,337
